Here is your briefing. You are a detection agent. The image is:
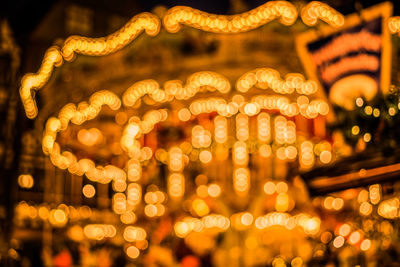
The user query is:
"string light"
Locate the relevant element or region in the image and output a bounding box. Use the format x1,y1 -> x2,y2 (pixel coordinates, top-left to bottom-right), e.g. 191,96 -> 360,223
301,1 -> 344,28
174,214 -> 230,238
163,1 -> 298,34
62,13 -> 160,59
237,68 -> 318,95
257,112 -> 271,143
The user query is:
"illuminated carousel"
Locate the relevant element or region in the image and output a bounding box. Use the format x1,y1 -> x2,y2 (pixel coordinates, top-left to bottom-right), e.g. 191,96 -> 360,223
12,1 -> 400,266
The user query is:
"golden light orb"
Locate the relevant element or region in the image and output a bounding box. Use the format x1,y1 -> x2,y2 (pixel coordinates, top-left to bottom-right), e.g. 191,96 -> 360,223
338,224 -> 351,236
126,246 -> 140,259
264,181 -> 275,195
360,239 -> 371,251
208,184 -> 221,197
333,236 -> 345,248
199,150 -> 212,164
18,174 -> 34,189
178,108 -> 191,121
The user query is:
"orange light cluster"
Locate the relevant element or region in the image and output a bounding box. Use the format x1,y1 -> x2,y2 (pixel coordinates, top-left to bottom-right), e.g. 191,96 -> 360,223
168,173 -> 185,199
123,71 -> 230,107
274,116 -> 296,144
388,16 -> 400,34
123,226 -> 147,242
174,214 -> 230,238
62,13 -> 160,59
42,91 -> 124,184
83,224 -> 117,240
255,212 -> 321,235
301,1 -> 344,28
299,141 -> 315,169
163,1 -> 298,33
236,68 -> 318,95
20,46 -> 63,118
378,197 -> 399,219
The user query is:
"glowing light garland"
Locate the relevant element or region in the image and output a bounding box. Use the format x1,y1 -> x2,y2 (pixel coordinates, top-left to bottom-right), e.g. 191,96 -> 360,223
62,13 -> 160,59
301,1 -> 345,28
122,71 -> 231,107
163,1 -> 298,33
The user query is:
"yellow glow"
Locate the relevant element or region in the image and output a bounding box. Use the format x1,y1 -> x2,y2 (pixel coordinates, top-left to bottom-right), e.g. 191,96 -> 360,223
123,226 -> 147,242
264,181 -> 275,195
300,141 -> 314,169
144,192 -> 157,204
338,224 -> 351,236
389,17 -> 400,34
301,1 -> 344,27
275,182 -> 288,193
18,174 -> 34,189
257,112 -> 271,143
360,202 -> 373,216
321,232 -> 332,244
319,150 -> 332,164
291,257 -> 303,267
333,236 -> 345,248
84,224 -> 116,240
351,125 -> 360,135
192,198 -> 210,217
357,189 -> 369,203
233,167 -> 250,195
168,173 -> 185,199
363,133 -> 372,142
259,144 -> 272,158
237,68 -> 318,95
240,212 -> 253,226
360,239 -> 371,251
348,231 -> 361,244
196,185 -> 209,198
199,150 -> 212,164
77,128 -> 102,146
163,2 -> 297,34
364,106 -> 373,115
214,116 -> 228,143
373,108 -> 380,117
126,246 -> 140,259
369,184 -> 381,205
208,184 -> 221,197
82,184 -> 96,198
378,197 -> 399,219
323,196 -> 334,210
178,108 -> 191,121
144,204 -> 157,217
169,147 -> 183,172
236,114 -> 249,141
233,141 -> 248,166
275,193 -> 289,212
332,198 -> 344,210
38,206 -> 49,220
49,209 -> 67,226
120,211 -> 137,224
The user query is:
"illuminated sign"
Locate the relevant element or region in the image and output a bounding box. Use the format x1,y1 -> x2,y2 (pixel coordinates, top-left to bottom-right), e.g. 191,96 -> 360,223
296,2 -> 392,110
